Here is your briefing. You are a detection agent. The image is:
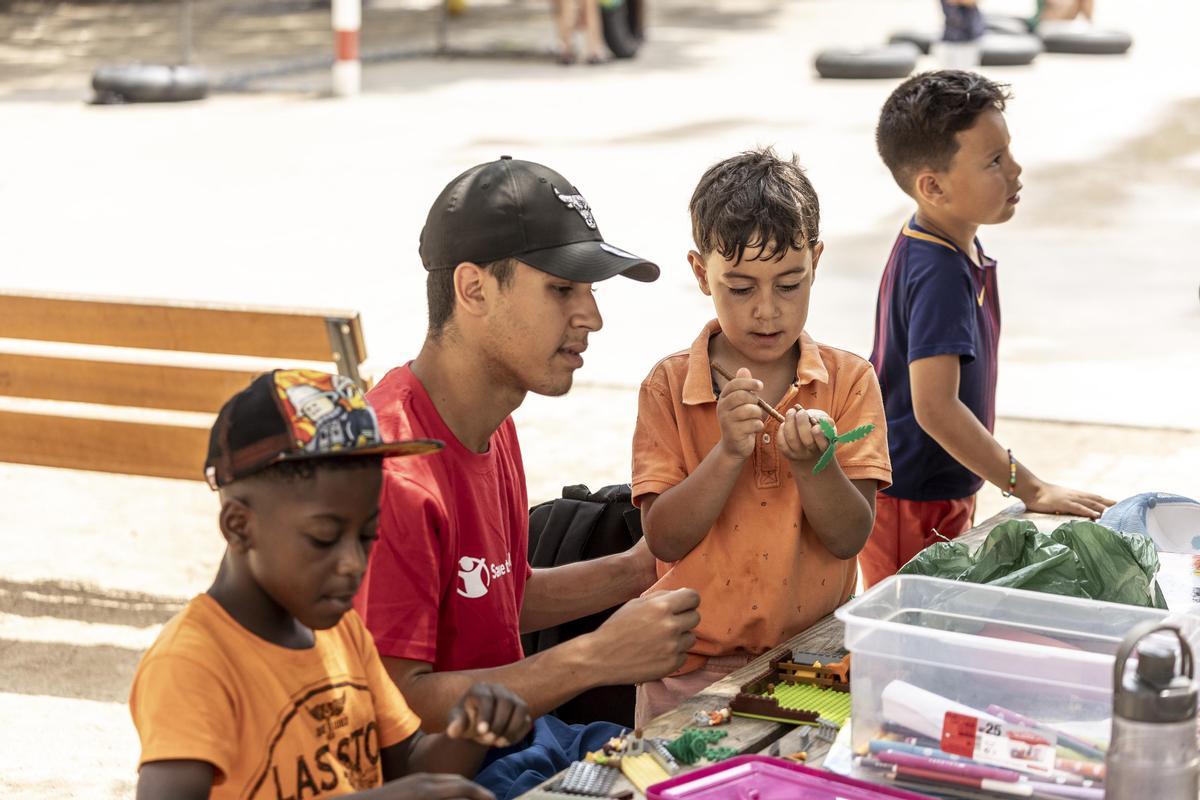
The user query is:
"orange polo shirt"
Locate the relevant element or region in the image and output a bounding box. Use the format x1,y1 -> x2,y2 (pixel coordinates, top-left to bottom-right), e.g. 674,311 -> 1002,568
632,320 -> 892,674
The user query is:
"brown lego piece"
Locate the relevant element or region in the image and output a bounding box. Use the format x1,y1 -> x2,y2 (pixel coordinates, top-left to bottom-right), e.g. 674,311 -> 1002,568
728,692 -> 820,724
770,652 -> 851,691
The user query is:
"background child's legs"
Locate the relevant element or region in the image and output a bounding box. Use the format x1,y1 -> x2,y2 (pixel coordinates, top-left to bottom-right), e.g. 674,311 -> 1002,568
580,0 -> 605,60
634,654 -> 752,728
860,493 -> 976,588
1042,0 -> 1095,22
555,0 -> 576,60
935,40 -> 982,68
938,0 -> 984,67
860,494 -> 902,588
555,0 -> 604,62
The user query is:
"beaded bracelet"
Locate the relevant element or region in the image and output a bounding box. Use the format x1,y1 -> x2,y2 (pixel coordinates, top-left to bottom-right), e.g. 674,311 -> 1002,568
1001,449 -> 1017,497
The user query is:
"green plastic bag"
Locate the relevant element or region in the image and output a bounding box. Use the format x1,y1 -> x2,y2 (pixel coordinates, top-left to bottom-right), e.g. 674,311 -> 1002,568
898,519 -> 1167,608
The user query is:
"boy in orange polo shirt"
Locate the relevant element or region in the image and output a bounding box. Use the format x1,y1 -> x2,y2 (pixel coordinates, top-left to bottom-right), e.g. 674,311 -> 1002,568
631,149 -> 892,725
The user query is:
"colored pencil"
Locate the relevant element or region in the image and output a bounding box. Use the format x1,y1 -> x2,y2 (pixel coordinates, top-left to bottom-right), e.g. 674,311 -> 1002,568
1024,785 -> 1105,800
885,775 -> 1065,800
870,740 -> 999,768
985,705 -> 1106,761
874,756 -> 1104,798
710,361 -> 788,423
873,749 -> 1021,783
892,764 -> 1034,796
1054,757 -> 1105,781
868,740 -> 1099,789
885,774 -> 998,799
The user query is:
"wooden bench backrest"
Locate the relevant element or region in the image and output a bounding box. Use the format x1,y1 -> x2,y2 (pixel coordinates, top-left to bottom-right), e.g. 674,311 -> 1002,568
0,291 -> 369,481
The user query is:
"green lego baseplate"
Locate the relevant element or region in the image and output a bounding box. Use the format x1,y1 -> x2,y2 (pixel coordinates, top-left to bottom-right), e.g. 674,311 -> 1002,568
736,682 -> 851,726
728,652 -> 853,726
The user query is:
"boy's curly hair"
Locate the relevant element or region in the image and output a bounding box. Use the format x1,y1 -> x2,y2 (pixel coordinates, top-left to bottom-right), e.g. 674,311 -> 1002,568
689,147 -> 820,265
876,70 -> 1012,193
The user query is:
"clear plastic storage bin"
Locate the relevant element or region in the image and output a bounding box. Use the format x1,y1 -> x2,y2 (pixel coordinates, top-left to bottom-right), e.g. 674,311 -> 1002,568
835,575 -> 1200,754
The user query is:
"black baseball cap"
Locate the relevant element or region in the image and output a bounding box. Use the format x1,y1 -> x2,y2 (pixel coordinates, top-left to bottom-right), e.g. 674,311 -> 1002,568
204,369 -> 442,489
419,157 -> 660,283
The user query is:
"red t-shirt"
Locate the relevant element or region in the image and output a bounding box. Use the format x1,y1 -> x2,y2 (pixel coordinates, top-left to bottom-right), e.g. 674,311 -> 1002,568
355,365 -> 531,672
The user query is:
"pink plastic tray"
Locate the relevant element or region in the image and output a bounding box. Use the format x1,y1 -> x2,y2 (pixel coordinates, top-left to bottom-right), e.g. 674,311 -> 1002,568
645,755 -> 930,800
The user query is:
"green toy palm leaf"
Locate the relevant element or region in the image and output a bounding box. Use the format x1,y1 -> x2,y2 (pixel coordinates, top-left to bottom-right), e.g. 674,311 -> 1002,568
809,420 -> 876,475
836,423 -> 875,444
812,445 -> 837,475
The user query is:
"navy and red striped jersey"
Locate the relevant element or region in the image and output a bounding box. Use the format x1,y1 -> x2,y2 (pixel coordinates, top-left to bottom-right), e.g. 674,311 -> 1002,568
869,217 -> 1001,501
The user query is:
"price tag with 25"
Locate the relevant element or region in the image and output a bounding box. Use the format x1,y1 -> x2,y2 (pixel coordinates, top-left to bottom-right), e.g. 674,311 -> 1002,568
941,711 -> 1057,775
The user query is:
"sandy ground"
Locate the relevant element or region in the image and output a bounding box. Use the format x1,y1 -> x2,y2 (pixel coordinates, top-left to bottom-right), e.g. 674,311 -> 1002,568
2,0 -> 1199,796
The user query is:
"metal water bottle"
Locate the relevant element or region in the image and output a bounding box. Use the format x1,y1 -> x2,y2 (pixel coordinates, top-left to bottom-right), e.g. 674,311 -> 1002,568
1106,622 -> 1199,799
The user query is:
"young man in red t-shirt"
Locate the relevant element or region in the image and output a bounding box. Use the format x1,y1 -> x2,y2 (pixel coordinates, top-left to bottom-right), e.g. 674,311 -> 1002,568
355,157 -> 702,798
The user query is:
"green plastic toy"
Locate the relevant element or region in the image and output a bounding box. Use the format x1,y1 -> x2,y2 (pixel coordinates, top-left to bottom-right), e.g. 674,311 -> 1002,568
812,418 -> 875,476
665,728 -> 737,765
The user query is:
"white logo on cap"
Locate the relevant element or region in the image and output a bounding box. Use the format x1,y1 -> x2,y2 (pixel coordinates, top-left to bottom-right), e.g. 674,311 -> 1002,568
599,242 -> 639,260
552,186 -> 597,229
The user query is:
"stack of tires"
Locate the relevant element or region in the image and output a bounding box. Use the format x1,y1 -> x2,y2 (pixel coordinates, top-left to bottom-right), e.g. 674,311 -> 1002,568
1038,24 -> 1132,55
91,64 -> 209,104
985,13 -> 1133,54
818,13 -> 1131,80
886,29 -> 1043,67
814,45 -> 921,80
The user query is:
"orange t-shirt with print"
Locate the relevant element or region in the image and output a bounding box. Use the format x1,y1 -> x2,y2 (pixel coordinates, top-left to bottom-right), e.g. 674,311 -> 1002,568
633,320 -> 892,675
129,594 -> 421,799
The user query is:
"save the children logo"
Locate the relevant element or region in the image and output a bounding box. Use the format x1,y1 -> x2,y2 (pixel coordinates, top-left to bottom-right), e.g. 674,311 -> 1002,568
456,554 -> 513,599
552,185 -> 597,229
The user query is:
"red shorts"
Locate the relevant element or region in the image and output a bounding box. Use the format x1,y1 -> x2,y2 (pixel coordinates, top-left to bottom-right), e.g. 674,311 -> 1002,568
859,493 -> 976,589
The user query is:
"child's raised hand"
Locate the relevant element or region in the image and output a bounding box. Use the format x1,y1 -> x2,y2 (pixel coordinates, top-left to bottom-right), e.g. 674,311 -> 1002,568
716,367 -> 766,460
778,405 -> 834,467
444,683 -> 532,749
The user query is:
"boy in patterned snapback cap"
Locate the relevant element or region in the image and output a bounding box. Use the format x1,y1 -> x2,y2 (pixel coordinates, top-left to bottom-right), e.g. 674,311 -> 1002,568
130,369 -> 533,800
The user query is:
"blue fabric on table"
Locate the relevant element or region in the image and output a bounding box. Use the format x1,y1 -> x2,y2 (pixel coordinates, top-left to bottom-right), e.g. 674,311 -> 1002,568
474,715 -> 626,800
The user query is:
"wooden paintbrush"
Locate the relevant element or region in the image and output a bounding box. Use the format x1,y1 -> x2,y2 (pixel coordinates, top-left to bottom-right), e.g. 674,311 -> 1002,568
710,360 -> 788,423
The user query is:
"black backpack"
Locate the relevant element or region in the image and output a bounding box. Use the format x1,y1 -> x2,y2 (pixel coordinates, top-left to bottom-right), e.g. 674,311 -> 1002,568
523,483 -> 644,728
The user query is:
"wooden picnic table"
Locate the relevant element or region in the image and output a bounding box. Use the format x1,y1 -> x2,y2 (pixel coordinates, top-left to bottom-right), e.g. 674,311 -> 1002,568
521,502 -> 1046,798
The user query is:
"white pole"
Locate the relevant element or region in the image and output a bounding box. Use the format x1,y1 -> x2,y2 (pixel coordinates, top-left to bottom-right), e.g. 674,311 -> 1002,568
179,0 -> 193,65
332,0 -> 361,97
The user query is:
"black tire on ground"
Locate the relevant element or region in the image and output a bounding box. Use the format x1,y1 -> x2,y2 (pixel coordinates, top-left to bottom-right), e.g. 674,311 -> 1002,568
1039,27 -> 1132,55
888,30 -> 933,55
601,0 -> 644,59
92,64 -> 209,103
624,0 -> 645,40
980,33 -> 1042,66
815,44 -> 919,80
985,14 -> 1036,35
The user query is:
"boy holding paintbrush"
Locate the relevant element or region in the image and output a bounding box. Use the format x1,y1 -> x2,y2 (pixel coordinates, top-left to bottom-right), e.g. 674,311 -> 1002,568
630,148 -> 892,725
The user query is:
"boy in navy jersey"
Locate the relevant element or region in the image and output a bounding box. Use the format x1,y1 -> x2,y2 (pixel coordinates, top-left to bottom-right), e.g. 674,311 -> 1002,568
861,71 -> 1114,587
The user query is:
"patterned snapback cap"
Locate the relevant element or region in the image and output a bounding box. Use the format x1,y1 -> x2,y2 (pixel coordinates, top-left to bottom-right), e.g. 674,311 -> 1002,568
204,368 -> 442,489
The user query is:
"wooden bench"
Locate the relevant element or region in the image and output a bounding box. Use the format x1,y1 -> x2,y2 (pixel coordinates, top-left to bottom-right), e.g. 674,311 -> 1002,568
0,291 -> 369,481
